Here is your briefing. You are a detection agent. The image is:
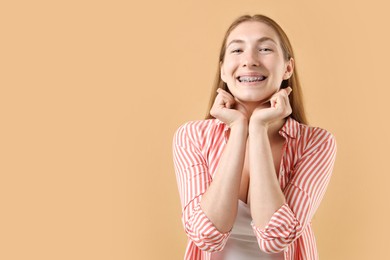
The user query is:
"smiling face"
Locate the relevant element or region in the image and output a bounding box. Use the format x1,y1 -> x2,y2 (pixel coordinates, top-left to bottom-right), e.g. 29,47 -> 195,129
221,21 -> 294,103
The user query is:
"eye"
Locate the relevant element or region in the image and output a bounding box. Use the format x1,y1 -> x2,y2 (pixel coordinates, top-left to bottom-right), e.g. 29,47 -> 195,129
231,49 -> 243,54
259,48 -> 273,53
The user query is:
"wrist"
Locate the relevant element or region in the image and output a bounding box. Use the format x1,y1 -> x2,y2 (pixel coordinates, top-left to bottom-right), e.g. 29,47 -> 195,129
229,118 -> 249,132
249,121 -> 269,134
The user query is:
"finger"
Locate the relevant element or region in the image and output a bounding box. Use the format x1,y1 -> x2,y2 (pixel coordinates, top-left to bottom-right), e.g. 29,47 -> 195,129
277,92 -> 292,115
215,92 -> 235,109
275,91 -> 290,107
264,88 -> 285,104
218,89 -> 235,100
285,87 -> 292,96
217,88 -> 232,97
270,96 -> 279,108
282,87 -> 292,104
218,90 -> 235,107
279,89 -> 290,104
273,94 -> 288,109
272,87 -> 291,101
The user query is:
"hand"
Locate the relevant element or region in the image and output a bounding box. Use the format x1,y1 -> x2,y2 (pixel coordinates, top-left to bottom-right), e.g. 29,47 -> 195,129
250,87 -> 293,129
210,88 -> 248,128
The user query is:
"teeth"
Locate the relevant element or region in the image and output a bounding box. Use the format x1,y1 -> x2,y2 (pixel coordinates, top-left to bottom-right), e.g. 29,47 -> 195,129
238,76 -> 266,82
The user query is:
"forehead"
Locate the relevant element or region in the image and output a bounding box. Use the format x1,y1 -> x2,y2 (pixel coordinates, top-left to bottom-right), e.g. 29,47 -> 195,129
226,21 -> 280,45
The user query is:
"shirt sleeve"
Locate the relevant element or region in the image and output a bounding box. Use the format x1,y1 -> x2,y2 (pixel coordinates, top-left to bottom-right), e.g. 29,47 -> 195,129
251,128 -> 337,253
173,122 -> 230,252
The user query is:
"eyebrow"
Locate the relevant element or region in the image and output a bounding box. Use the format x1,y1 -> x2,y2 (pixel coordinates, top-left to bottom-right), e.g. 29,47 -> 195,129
227,37 -> 277,48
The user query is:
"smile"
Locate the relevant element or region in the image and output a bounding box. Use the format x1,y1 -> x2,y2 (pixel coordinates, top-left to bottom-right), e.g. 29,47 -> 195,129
237,76 -> 267,82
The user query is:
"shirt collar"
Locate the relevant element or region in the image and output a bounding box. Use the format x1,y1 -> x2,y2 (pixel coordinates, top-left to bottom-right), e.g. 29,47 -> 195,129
216,116 -> 300,139
215,119 -> 230,132
279,117 -> 300,139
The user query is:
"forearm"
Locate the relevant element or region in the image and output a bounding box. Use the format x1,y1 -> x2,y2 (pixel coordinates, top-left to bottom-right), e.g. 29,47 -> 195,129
200,121 -> 248,233
248,126 -> 286,229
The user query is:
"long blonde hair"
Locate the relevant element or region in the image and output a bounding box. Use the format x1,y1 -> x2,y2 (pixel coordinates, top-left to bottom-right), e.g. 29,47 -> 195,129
205,14 -> 308,124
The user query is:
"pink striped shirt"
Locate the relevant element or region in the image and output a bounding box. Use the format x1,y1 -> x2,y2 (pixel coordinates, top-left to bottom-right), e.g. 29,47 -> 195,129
173,117 -> 337,260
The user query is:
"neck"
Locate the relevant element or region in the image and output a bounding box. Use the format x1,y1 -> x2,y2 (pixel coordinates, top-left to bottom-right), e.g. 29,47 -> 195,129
265,119 -> 287,142
241,101 -> 287,141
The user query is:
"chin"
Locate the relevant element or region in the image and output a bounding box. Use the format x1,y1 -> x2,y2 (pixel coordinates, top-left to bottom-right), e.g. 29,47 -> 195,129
229,84 -> 277,101
233,91 -> 272,103
235,95 -> 265,103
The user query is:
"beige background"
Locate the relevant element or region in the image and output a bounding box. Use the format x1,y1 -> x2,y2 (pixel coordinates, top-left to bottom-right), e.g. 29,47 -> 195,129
1,0 -> 389,259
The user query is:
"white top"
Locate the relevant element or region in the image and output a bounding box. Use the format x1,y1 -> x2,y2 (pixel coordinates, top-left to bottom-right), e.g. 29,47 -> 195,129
211,200 -> 285,260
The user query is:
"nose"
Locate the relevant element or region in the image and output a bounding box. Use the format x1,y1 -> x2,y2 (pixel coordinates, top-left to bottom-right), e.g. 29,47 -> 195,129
242,49 -> 259,67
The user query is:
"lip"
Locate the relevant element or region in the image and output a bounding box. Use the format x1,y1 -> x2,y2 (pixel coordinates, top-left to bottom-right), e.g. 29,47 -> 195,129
237,72 -> 266,77
235,70 -> 266,77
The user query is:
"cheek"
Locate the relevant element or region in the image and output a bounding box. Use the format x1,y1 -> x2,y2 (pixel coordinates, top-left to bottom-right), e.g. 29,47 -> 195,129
222,62 -> 237,78
221,65 -> 232,82
220,66 -> 227,82
269,62 -> 287,79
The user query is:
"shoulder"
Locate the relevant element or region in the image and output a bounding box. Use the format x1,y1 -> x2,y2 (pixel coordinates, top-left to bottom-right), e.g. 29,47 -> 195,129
173,119 -> 224,146
296,121 -> 337,153
174,119 -> 221,136
300,123 -> 335,143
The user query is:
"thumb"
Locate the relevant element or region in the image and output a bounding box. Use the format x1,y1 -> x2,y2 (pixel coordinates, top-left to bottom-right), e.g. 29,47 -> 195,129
285,87 -> 292,96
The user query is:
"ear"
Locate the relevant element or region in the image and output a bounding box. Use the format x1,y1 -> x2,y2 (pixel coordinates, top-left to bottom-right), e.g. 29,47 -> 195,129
283,58 -> 294,80
220,61 -> 227,83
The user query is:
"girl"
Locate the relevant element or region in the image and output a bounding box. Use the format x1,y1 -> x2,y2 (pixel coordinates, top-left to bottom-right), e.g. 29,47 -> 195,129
173,14 -> 336,260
